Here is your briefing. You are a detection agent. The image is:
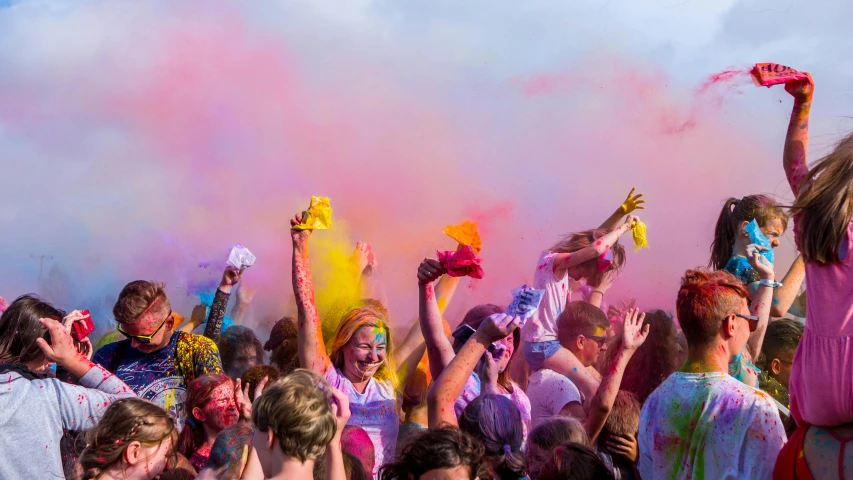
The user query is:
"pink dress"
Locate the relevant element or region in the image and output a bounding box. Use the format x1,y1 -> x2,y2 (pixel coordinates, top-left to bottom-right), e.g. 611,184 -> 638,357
787,156 -> 853,426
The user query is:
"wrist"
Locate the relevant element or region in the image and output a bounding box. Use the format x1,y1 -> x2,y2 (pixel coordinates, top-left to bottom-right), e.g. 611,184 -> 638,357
758,272 -> 776,281
592,289 -> 606,296
219,285 -> 234,294
758,278 -> 782,288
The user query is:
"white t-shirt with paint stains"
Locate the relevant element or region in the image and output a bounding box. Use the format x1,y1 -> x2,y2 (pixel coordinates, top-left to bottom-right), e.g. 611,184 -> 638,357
638,372 -> 786,480
521,251 -> 570,343
527,368 -> 584,428
325,365 -> 398,478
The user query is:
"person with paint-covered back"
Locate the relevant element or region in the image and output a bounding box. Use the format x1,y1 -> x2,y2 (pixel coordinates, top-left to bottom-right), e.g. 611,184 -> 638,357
0,295 -> 135,480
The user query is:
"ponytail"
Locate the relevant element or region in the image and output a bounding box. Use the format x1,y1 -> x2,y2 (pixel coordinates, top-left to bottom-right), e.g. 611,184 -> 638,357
489,444 -> 526,479
709,195 -> 788,269
710,198 -> 740,269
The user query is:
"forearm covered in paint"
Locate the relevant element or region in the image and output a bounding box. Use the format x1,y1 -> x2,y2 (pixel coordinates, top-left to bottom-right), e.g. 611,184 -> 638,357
553,223 -> 630,272
420,283 -> 455,380
293,243 -> 329,374
585,348 -> 633,444
747,284 -> 774,359
427,334 -> 487,429
784,100 -> 811,195
770,256 -> 805,317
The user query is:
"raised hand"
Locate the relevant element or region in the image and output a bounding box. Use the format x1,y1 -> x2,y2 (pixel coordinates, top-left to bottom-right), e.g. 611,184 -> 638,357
290,212 -> 312,247
607,434 -> 639,462
620,187 -> 645,214
417,258 -> 446,285
35,318 -> 93,376
235,281 -> 256,306
785,73 -> 814,103
476,313 -> 522,344
234,378 -> 253,421
747,245 -> 775,281
620,308 -> 649,352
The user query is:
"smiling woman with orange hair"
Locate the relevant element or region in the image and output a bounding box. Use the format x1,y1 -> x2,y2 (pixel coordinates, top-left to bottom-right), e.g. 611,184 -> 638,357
289,212 -> 426,477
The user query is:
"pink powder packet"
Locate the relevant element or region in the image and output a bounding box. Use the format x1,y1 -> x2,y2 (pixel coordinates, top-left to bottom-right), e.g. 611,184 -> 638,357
751,63 -> 809,87
436,245 -> 484,279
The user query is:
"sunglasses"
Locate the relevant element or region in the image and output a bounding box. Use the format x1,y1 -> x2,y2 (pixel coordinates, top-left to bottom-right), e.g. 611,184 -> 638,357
734,313 -> 759,332
579,334 -> 607,346
117,310 -> 172,344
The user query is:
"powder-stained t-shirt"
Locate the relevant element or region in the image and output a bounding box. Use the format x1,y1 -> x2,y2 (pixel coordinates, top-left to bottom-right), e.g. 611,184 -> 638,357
94,331 -> 222,431
527,368 -> 584,428
522,251 -> 570,343
638,372 -> 786,480
325,365 -> 398,478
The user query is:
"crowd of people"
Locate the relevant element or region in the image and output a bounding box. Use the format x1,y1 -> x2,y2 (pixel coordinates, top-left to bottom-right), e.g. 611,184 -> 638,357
1,75 -> 851,480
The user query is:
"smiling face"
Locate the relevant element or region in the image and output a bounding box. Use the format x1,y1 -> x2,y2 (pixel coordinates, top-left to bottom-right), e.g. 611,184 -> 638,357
341,325 -> 387,383
193,382 -> 239,432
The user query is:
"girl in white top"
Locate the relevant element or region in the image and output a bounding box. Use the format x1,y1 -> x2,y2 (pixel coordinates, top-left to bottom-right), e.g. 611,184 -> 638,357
290,213 -> 427,478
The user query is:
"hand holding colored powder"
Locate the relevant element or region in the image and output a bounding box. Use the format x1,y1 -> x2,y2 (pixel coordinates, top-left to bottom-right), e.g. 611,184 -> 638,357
292,196 -> 333,231
443,220 -> 482,254
436,245 -> 483,279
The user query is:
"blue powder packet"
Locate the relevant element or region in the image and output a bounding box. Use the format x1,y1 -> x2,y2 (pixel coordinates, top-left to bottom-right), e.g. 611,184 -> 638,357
744,219 -> 774,265
505,285 -> 545,326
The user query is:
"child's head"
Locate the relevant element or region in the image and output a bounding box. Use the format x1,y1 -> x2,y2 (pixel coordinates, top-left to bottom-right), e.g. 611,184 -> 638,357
599,390 -> 641,449
459,394 -> 525,480
252,369 -> 336,470
0,294 -> 64,371
550,229 -> 626,281
78,398 -> 177,479
218,326 -> 265,380
178,374 -> 237,459
265,316 -> 299,375
378,427 -> 484,480
557,301 -> 611,367
539,442 -> 614,480
526,418 -> 589,480
756,319 -> 804,388
710,194 -> 788,269
241,364 -> 281,400
792,131 -> 853,264
313,450 -> 370,480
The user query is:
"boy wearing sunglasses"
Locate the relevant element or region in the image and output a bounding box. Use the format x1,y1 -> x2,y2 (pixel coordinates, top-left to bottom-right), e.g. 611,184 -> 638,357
93,280 -> 223,431
638,260 -> 785,480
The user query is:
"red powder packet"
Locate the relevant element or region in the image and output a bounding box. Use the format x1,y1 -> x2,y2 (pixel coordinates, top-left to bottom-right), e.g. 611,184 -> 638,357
751,63 -> 809,87
436,245 -> 484,279
71,310 -> 94,341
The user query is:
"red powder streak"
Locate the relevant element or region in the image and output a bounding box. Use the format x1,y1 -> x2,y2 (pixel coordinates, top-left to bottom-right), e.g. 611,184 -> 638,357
696,68 -> 747,95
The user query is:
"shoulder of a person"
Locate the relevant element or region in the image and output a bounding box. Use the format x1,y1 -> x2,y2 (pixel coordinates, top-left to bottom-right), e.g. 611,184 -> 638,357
179,332 -> 217,350
93,339 -> 126,361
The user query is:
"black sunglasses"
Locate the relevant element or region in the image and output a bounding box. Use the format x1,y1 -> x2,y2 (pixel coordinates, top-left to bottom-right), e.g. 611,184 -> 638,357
117,310 -> 172,343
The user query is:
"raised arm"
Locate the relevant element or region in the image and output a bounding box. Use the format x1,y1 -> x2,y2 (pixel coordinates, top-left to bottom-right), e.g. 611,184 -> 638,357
584,308 -> 649,444
599,188 -> 645,232
204,266 -> 241,342
230,282 -> 256,326
783,75 -> 814,195
292,213 -> 331,375
418,259 -> 456,380
745,249 -> 776,359
553,216 -> 638,277
427,314 -> 521,428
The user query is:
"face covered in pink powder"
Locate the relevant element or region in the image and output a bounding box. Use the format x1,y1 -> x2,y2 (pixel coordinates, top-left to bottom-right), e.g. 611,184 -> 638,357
194,382 -> 239,432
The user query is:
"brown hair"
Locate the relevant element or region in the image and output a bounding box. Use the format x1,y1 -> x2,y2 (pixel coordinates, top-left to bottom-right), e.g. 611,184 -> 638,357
252,369 -> 336,463
378,427 -> 485,480
452,304 -> 518,392
676,268 -> 749,348
539,442 -> 614,480
265,316 -> 299,375
113,280 -> 170,326
78,398 -> 177,479
177,374 -> 233,460
710,195 -> 788,269
241,364 -> 281,400
459,394 -> 525,480
529,417 -> 590,449
757,319 -> 804,370
610,309 -> 680,402
557,301 -> 611,348
550,229 -> 626,276
601,390 -> 641,440
791,131 -> 853,264
0,294 -> 65,365
218,326 -> 265,374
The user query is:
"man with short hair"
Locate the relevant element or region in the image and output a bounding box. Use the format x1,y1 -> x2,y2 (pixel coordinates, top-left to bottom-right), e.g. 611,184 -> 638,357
757,318 -> 804,409
638,267 -> 786,480
528,301 -> 610,426
93,280 -> 222,430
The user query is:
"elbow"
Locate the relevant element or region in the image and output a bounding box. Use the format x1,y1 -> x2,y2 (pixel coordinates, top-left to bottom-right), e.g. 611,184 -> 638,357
770,305 -> 786,317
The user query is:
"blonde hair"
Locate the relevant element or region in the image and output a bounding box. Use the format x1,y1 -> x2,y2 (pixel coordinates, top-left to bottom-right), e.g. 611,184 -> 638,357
78,398 -> 177,479
791,131 -> 853,264
252,369 -> 336,463
329,306 -> 399,390
113,280 -> 170,326
549,229 -> 626,275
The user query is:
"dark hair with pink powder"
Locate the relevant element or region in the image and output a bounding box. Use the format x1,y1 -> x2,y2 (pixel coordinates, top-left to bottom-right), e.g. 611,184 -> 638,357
342,426 -> 375,476
458,394 -> 525,480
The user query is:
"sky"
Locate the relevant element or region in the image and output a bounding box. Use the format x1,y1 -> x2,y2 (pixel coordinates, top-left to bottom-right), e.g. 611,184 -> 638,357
0,0 -> 850,337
